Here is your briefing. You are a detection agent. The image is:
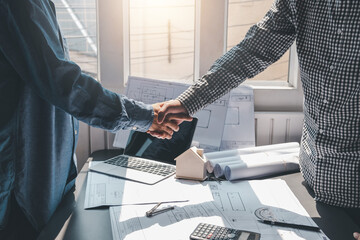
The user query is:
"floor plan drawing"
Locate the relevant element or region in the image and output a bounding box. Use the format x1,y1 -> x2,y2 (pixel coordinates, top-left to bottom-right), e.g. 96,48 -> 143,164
194,109 -> 211,128
225,107 -> 240,125
113,77 -> 256,152
109,179 -> 329,240
220,86 -> 256,150
114,76 -> 228,151
211,192 -> 224,211
227,192 -> 246,211
127,83 -> 175,103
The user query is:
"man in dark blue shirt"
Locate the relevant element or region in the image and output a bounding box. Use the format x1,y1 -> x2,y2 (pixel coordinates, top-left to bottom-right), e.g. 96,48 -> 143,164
0,0 -> 190,238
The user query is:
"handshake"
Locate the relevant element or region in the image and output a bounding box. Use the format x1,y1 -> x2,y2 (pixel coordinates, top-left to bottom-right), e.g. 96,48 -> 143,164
147,100 -> 193,139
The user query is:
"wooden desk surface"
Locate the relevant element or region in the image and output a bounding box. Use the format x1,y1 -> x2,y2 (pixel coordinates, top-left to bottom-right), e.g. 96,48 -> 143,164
38,149 -> 359,240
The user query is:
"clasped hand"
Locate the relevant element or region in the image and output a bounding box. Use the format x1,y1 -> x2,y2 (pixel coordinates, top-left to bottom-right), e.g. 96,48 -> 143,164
147,100 -> 191,139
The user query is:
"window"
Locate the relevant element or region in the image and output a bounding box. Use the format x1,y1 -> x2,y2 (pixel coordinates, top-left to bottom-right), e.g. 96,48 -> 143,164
53,0 -> 98,79
227,0 -> 290,82
98,0 -> 303,111
128,0 -> 195,84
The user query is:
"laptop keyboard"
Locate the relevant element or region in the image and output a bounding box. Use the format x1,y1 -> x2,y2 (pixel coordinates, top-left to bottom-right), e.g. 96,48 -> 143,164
104,155 -> 176,177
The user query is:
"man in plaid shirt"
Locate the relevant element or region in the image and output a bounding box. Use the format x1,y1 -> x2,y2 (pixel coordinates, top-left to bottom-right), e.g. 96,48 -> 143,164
155,0 -> 360,237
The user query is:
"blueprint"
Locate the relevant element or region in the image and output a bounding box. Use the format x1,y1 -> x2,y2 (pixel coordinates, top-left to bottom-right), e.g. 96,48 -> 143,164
221,86 -> 255,150
109,179 -> 328,240
113,76 -> 229,152
84,162 -> 213,209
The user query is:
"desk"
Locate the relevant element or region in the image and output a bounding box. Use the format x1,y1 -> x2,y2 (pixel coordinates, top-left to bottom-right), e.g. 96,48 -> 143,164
38,150 -> 359,240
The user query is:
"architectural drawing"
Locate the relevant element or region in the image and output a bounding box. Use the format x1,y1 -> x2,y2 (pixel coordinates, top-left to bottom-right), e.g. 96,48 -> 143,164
109,180 -> 328,240
220,86 -> 255,150
194,110 -> 211,128
113,77 -> 256,152
114,76 -> 228,151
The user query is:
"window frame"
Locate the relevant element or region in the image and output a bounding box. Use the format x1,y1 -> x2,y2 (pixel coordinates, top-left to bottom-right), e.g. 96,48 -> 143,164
97,0 -> 303,112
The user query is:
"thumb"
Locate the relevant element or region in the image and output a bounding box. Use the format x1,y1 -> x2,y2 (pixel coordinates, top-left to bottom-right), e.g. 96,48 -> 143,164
157,104 -> 168,124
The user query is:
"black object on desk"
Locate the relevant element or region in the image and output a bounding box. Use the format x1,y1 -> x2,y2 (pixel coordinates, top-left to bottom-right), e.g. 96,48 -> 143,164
257,219 -> 320,232
125,118 -> 198,165
89,119 -> 198,185
190,223 -> 260,240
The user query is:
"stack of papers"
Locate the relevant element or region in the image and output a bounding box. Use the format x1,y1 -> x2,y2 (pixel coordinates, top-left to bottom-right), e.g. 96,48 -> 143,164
204,142 -> 300,181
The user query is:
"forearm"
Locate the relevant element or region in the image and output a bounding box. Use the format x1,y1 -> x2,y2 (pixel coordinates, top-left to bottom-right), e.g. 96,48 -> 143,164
0,0 -> 154,132
177,0 -> 296,115
59,69 -> 154,132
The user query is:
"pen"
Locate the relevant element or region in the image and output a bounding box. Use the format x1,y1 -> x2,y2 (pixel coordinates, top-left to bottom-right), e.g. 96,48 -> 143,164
258,219 -> 321,232
146,202 -> 175,217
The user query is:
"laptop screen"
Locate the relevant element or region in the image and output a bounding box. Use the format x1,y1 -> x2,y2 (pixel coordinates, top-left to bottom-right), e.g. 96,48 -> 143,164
124,118 -> 198,165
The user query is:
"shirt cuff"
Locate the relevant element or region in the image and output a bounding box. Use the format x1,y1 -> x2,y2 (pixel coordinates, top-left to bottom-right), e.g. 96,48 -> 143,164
176,89 -> 202,116
121,97 -> 154,132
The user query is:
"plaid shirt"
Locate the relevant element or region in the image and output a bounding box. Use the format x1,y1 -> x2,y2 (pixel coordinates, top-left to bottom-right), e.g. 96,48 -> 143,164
178,0 -> 360,208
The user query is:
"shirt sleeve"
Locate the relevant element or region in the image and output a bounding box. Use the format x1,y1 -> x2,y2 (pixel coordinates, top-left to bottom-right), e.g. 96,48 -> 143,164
177,0 -> 297,115
0,0 -> 153,132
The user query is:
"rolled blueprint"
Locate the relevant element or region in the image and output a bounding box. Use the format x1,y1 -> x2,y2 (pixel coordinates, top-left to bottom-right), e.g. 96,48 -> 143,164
213,151 -> 296,178
205,142 -> 300,174
214,160 -> 240,178
205,156 -> 242,173
224,153 -> 300,181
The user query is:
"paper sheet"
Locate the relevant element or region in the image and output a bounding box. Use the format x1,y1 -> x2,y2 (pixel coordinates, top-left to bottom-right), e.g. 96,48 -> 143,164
221,86 -> 255,150
109,179 -> 329,240
84,162 -> 213,209
113,130 -> 131,149
113,76 -> 229,152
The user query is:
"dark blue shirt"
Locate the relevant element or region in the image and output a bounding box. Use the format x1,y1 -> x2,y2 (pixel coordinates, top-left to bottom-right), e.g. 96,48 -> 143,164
0,0 -> 153,231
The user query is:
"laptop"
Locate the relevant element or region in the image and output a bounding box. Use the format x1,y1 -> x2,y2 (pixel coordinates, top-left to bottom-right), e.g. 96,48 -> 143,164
89,118 -> 198,184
